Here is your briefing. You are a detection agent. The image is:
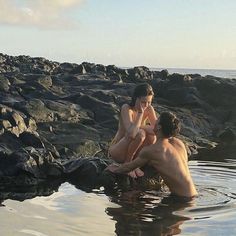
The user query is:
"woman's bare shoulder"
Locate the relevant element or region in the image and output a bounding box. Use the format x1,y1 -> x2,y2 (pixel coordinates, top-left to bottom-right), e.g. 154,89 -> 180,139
121,103 -> 132,112
121,103 -> 130,108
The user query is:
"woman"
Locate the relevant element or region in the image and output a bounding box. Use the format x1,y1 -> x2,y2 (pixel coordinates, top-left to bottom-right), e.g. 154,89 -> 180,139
109,83 -> 158,178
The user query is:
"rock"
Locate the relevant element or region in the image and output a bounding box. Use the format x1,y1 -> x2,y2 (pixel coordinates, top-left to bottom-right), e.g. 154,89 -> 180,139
218,128 -> 236,144
153,69 -> 169,79
23,99 -> 54,122
127,66 -> 153,81
168,73 -> 192,85
0,180 -> 62,201
75,139 -> 101,157
77,94 -> 119,129
37,75 -> 53,87
72,64 -> 87,74
0,76 -> 10,92
19,132 -> 44,148
0,52 -> 236,190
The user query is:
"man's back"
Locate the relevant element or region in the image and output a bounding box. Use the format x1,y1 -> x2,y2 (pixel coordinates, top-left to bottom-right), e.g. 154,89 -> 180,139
144,137 -> 197,197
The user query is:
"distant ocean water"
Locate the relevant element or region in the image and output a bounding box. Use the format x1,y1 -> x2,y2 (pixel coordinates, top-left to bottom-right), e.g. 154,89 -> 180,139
152,68 -> 236,79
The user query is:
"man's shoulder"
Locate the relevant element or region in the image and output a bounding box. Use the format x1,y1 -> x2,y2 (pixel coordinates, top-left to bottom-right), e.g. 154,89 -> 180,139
170,137 -> 188,158
171,137 -> 185,146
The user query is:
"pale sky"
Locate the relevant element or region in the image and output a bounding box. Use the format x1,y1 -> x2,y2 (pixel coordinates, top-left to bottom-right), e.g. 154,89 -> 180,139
0,0 -> 235,69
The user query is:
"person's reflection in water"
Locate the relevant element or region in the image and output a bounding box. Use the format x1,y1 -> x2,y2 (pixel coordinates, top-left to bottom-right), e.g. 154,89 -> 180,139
106,189 -> 194,236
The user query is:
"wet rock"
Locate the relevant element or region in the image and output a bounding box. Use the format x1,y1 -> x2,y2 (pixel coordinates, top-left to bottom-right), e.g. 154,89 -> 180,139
0,180 -> 62,201
63,157 -> 112,189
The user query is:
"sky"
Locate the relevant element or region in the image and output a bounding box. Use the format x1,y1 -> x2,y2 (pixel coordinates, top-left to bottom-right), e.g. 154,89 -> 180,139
0,0 -> 236,69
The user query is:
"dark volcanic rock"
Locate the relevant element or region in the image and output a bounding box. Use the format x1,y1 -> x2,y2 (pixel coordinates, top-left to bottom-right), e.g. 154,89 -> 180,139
0,52 -> 236,191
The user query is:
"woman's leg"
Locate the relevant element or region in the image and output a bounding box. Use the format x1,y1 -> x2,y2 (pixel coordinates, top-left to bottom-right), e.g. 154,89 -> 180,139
126,129 -> 146,177
133,133 -> 156,159
109,129 -> 147,163
126,129 -> 146,162
109,130 -> 147,177
109,136 -> 131,163
144,133 -> 156,145
129,132 -> 156,177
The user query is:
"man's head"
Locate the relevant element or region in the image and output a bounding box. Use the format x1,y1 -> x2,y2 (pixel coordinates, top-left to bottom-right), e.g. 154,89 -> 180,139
154,112 -> 181,138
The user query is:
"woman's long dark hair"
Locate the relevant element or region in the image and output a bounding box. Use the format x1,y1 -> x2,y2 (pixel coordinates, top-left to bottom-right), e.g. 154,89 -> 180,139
129,83 -> 154,107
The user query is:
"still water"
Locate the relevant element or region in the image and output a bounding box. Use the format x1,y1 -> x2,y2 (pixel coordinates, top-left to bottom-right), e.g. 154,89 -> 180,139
153,68 -> 236,79
0,159 -> 236,236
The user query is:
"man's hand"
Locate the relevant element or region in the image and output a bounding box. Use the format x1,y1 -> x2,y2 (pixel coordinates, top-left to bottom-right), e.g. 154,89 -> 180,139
105,164 -> 144,178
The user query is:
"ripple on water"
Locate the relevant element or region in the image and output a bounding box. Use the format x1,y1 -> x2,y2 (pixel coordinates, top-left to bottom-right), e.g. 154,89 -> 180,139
179,160 -> 236,220
19,229 -> 49,236
0,159 -> 236,236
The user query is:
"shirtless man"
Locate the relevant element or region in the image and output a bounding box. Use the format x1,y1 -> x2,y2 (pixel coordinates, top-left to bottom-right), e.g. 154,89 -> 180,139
109,83 -> 157,178
107,111 -> 198,198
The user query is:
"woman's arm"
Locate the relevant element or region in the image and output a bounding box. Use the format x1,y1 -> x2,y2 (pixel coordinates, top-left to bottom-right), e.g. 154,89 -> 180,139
121,104 -> 144,139
145,105 -> 158,126
140,125 -> 155,135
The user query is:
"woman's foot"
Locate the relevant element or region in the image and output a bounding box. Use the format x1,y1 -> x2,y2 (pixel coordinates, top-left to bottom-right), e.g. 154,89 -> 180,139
127,168 -> 144,178
128,170 -> 138,178
135,168 -> 144,177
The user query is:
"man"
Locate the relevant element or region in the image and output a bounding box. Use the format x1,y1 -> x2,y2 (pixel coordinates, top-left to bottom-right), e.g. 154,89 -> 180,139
106,111 -> 198,198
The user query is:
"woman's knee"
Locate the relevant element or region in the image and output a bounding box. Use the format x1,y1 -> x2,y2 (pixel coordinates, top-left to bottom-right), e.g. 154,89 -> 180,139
135,129 -> 146,142
146,134 -> 156,144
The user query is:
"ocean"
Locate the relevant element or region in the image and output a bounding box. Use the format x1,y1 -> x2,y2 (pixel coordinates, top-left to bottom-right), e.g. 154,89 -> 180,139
152,67 -> 236,79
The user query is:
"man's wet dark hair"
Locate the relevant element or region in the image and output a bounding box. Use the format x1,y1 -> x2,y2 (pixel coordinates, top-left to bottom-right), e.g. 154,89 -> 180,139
159,112 -> 181,138
130,83 -> 154,107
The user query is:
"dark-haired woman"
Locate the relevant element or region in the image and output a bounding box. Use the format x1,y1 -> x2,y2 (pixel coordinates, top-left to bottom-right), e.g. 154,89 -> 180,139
109,83 -> 158,178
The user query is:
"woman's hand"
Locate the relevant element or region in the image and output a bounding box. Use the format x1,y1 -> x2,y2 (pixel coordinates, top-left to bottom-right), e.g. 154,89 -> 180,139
145,104 -> 154,112
135,98 -> 145,113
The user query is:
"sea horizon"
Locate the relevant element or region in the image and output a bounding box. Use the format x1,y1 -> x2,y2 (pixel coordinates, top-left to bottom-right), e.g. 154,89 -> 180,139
152,67 -> 236,79
121,66 -> 236,79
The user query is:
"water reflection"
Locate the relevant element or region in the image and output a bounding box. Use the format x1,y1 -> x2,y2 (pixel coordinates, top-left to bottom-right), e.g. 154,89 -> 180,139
0,180 -> 62,203
105,190 -> 194,236
0,159 -> 236,236
103,158 -> 236,235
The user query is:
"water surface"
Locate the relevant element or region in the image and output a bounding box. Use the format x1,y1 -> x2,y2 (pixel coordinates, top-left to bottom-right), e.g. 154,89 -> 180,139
0,158 -> 236,236
153,68 -> 236,79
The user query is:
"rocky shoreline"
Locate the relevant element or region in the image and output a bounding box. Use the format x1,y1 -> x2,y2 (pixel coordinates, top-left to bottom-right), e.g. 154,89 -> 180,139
0,53 -> 235,193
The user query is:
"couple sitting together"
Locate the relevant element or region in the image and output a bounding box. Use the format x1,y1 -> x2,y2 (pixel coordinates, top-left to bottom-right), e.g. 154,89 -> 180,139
106,83 -> 197,199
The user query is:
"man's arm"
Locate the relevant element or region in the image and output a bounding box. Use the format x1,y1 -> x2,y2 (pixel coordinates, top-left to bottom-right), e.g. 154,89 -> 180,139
106,150 -> 149,174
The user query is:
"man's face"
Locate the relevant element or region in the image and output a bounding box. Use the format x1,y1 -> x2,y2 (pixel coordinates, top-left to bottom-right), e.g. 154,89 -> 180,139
153,118 -> 160,133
